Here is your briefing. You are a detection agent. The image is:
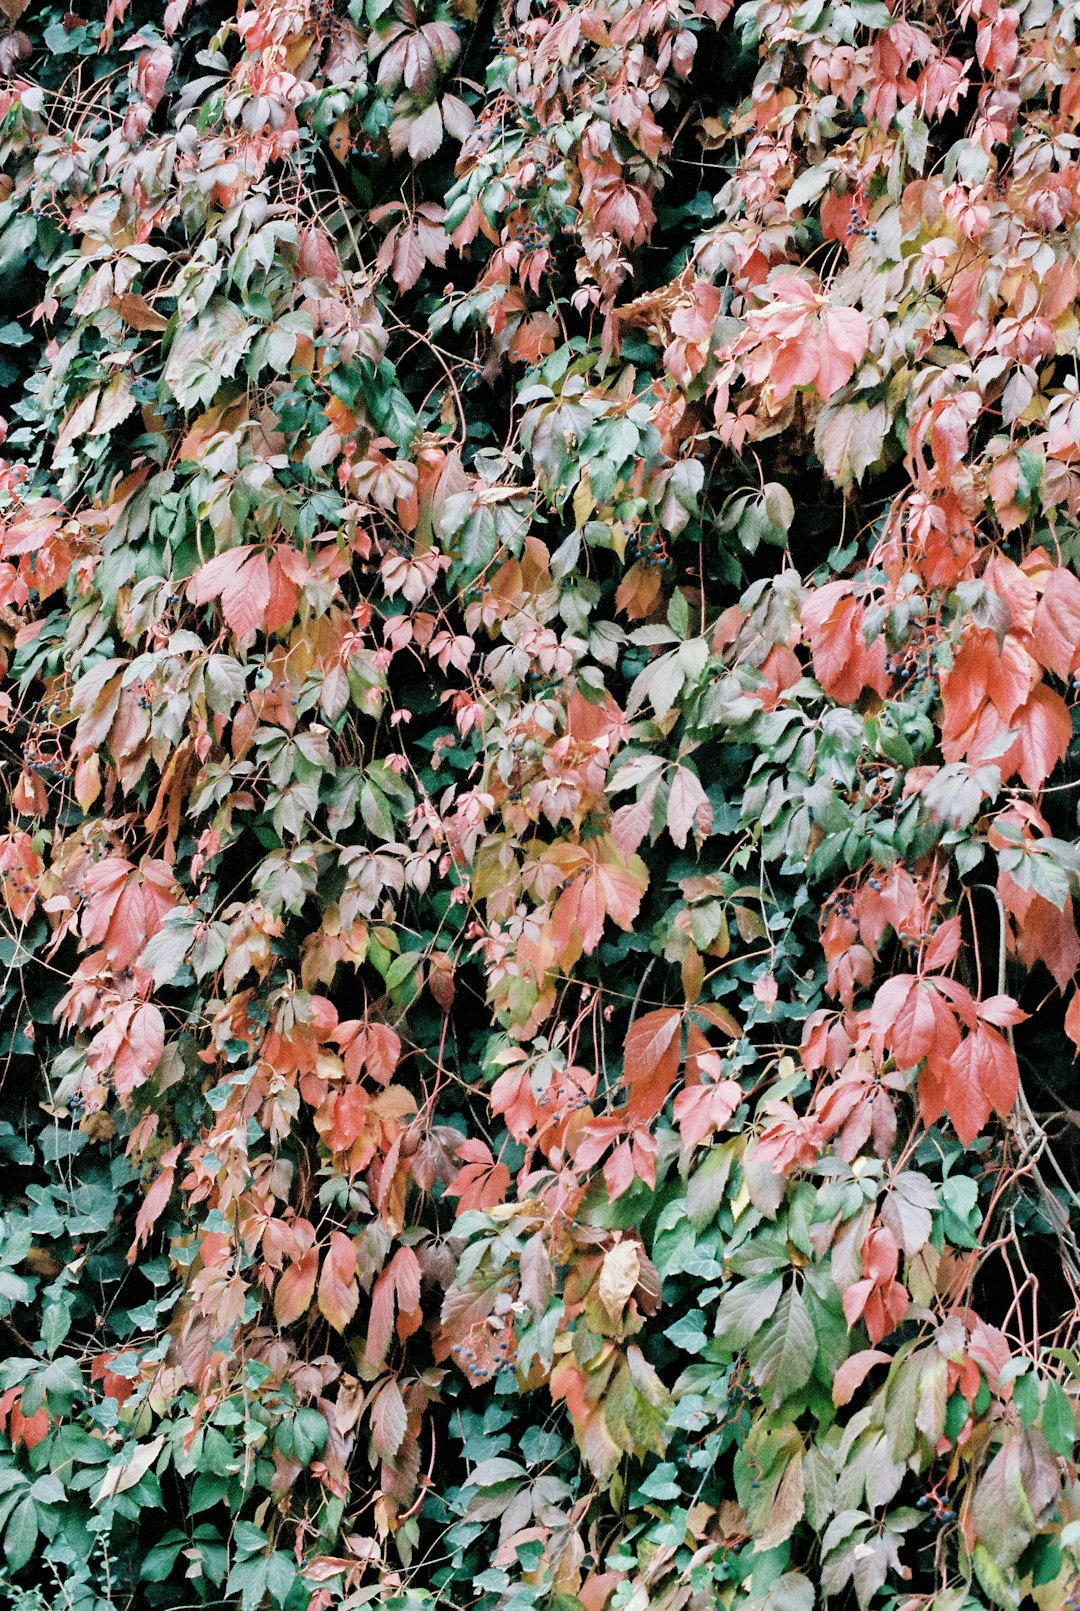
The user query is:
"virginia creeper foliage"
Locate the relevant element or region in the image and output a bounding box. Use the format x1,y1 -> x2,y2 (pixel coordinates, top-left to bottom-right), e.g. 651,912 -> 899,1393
0,0 -> 1078,1607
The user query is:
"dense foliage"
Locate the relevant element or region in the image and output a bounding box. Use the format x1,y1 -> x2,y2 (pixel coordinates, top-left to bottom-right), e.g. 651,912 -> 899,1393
1,0 -> 1080,1606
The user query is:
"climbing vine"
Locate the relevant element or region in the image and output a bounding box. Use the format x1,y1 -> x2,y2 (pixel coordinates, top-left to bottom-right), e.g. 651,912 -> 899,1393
0,0 -> 1077,1608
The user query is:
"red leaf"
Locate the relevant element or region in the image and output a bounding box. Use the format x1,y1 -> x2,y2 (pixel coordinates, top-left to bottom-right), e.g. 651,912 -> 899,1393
1067,990 -> 1080,1053
611,796 -> 653,860
264,551 -> 300,634
552,842 -> 647,959
115,1002 -> 164,1095
365,1246 -> 421,1366
128,1143 -> 181,1262
337,1021 -> 402,1085
187,545 -> 253,606
328,1085 -> 369,1153
924,916 -> 962,973
187,546 -> 271,638
135,43 -> 172,110
1016,894 -> 1079,991
392,228 -> 426,293
623,1008 -> 681,1120
593,859 -> 645,936
221,552 -> 270,638
870,974 -> 920,1061
815,304 -> 869,400
832,1348 -> 892,1407
603,1138 -> 636,1200
948,1025 -> 1018,1141
801,582 -> 887,704
673,1078 -> 741,1148
370,1377 -> 408,1460
446,1139 -> 510,1212
977,994 -> 1026,1028
941,628 -> 1035,758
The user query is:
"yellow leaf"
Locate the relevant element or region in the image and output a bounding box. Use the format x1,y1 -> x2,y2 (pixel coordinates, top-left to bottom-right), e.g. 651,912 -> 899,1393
598,1239 -> 640,1324
573,467 -> 595,530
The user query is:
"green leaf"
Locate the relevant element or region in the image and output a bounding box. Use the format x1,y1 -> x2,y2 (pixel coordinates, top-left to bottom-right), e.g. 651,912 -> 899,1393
972,1543 -> 1019,1609
141,1534 -> 187,1583
28,1474 -> 64,1505
360,781 -> 395,839
1012,1371 -> 1039,1430
267,1551 -> 297,1606
636,1462 -> 681,1501
849,0 -> 893,24
1042,1380 -> 1076,1458
38,1301 -> 71,1358
4,1496 -> 38,1572
664,1310 -> 708,1352
748,1285 -> 817,1406
714,1276 -> 784,1353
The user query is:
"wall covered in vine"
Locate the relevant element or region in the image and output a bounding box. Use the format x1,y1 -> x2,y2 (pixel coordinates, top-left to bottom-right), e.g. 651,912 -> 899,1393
0,0 -> 1078,1607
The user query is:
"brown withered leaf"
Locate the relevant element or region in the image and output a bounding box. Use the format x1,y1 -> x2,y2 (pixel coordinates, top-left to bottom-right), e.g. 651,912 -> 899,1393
112,293 -> 169,332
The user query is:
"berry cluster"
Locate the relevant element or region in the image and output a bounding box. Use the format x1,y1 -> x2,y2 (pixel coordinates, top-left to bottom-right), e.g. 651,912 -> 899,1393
25,732 -> 70,778
824,885 -> 857,918
915,1490 -> 956,1525
312,0 -> 342,41
630,528 -> 673,571
845,204 -> 878,242
883,646 -> 939,698
450,1323 -> 514,1377
514,217 -> 549,252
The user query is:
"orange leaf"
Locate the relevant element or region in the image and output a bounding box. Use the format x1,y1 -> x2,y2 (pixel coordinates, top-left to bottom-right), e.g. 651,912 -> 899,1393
127,1143 -> 181,1262
1008,683 -> 1072,791
365,1246 -> 421,1366
318,1232 -> 359,1332
275,1247 -> 319,1326
1033,566 -> 1080,681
